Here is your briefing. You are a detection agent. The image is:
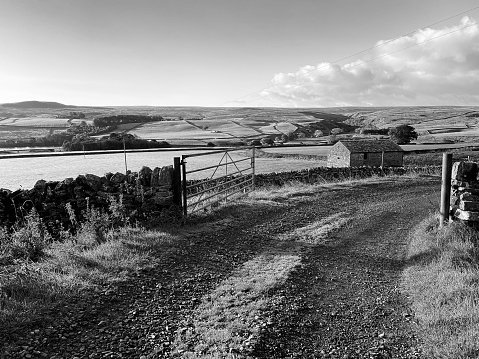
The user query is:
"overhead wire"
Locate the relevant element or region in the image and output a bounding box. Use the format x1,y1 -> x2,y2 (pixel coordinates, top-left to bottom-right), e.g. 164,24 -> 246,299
219,5 -> 479,107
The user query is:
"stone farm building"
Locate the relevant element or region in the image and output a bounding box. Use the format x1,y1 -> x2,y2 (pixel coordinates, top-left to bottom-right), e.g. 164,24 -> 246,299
327,140 -> 403,167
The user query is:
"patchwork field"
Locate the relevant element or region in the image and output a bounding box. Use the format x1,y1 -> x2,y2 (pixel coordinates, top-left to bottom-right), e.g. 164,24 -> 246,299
2,102 -> 479,146
129,121 -> 233,140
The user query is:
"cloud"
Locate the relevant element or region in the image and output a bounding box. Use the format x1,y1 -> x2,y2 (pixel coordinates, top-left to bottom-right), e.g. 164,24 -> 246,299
261,16 -> 479,107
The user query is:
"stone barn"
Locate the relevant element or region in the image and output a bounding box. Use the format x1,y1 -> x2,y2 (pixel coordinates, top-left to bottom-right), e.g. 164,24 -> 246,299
327,140 -> 404,167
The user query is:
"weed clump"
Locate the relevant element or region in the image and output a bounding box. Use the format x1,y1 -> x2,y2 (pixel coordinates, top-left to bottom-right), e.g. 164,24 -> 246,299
0,209 -> 51,264
0,195 -> 131,264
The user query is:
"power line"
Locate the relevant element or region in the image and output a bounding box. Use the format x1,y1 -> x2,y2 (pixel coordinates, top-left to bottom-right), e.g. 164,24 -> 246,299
220,5 -> 479,107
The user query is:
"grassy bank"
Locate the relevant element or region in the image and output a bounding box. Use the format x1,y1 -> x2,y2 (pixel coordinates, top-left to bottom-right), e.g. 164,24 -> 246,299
0,204 -> 182,329
402,215 -> 479,358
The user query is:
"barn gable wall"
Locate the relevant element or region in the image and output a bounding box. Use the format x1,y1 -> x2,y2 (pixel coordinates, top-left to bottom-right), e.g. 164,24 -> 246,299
327,143 -> 350,167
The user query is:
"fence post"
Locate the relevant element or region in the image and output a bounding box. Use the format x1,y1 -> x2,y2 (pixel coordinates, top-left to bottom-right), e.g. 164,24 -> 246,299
181,155 -> 188,217
251,146 -> 256,190
123,136 -> 128,174
440,153 -> 453,227
173,157 -> 182,208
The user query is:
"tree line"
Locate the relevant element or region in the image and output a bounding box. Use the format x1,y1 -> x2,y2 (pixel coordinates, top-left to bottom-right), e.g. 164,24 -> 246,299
93,115 -> 164,127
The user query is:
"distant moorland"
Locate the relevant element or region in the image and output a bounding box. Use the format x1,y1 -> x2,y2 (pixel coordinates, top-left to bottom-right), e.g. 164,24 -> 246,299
1,101 -> 479,149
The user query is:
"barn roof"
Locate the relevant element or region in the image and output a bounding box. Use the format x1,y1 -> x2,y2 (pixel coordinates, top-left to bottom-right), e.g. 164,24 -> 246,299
336,140 -> 403,153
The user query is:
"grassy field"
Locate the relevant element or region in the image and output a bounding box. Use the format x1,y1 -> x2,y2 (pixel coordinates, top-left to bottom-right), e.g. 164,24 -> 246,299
0,117 -> 70,127
0,150 -> 323,190
0,127 -> 54,141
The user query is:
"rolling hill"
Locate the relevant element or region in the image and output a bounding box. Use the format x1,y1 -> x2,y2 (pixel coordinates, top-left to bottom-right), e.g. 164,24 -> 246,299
0,101 -> 72,109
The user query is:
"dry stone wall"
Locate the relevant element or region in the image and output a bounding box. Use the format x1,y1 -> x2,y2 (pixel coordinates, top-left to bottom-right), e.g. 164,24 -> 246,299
254,165 -> 440,187
450,161 -> 479,225
0,165 -> 177,233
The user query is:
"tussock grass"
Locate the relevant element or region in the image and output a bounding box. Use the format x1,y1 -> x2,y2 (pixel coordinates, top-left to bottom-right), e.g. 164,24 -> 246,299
403,215 -> 479,358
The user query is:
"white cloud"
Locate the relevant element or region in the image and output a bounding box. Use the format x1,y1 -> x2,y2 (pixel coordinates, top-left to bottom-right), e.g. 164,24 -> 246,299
261,16 -> 479,107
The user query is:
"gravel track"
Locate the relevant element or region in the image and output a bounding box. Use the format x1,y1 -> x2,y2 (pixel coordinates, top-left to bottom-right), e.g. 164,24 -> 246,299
1,177 -> 440,358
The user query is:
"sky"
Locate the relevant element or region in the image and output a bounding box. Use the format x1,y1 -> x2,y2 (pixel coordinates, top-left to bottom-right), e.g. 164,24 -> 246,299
0,0 -> 478,107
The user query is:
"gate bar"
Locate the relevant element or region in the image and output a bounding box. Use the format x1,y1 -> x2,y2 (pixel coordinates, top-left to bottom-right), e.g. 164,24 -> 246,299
186,168 -> 253,190
188,178 -> 254,212
188,186 -> 254,215
185,157 -> 251,175
187,174 -> 253,197
182,146 -> 254,159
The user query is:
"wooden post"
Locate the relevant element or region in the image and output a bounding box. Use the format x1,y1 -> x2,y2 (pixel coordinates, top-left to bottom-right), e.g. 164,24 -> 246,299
251,146 -> 256,189
181,156 -> 188,217
440,153 -> 453,227
173,157 -> 182,208
123,136 -> 128,174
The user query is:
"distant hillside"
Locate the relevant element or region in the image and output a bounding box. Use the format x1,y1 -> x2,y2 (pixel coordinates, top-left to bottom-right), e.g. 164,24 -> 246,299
0,101 -> 72,109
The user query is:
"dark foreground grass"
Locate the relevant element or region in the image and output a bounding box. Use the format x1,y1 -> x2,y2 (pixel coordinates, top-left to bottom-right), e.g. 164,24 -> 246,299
0,201 -> 180,329
402,215 -> 479,358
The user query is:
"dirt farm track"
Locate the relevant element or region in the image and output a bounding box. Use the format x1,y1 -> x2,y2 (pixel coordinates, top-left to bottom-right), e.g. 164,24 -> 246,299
1,177 -> 440,358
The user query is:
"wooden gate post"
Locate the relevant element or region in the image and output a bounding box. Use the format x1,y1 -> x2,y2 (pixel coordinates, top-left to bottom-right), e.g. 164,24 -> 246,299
440,153 -> 453,227
173,157 -> 182,208
251,146 -> 256,190
181,155 -> 188,216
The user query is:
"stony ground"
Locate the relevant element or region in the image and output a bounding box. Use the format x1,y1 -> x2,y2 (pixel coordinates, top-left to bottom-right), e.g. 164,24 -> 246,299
0,177 -> 440,358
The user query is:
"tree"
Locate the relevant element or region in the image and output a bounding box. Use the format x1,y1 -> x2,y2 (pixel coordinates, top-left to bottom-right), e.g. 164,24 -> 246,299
281,134 -> 289,142
327,134 -> 337,144
330,128 -> 343,135
314,130 -> 324,137
388,125 -> 418,144
260,137 -> 274,146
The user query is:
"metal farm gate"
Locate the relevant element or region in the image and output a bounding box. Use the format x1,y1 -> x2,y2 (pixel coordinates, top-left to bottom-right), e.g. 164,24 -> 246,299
177,147 -> 255,216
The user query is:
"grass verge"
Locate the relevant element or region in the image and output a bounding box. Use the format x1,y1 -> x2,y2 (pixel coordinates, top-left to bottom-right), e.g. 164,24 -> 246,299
402,215 -> 479,358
